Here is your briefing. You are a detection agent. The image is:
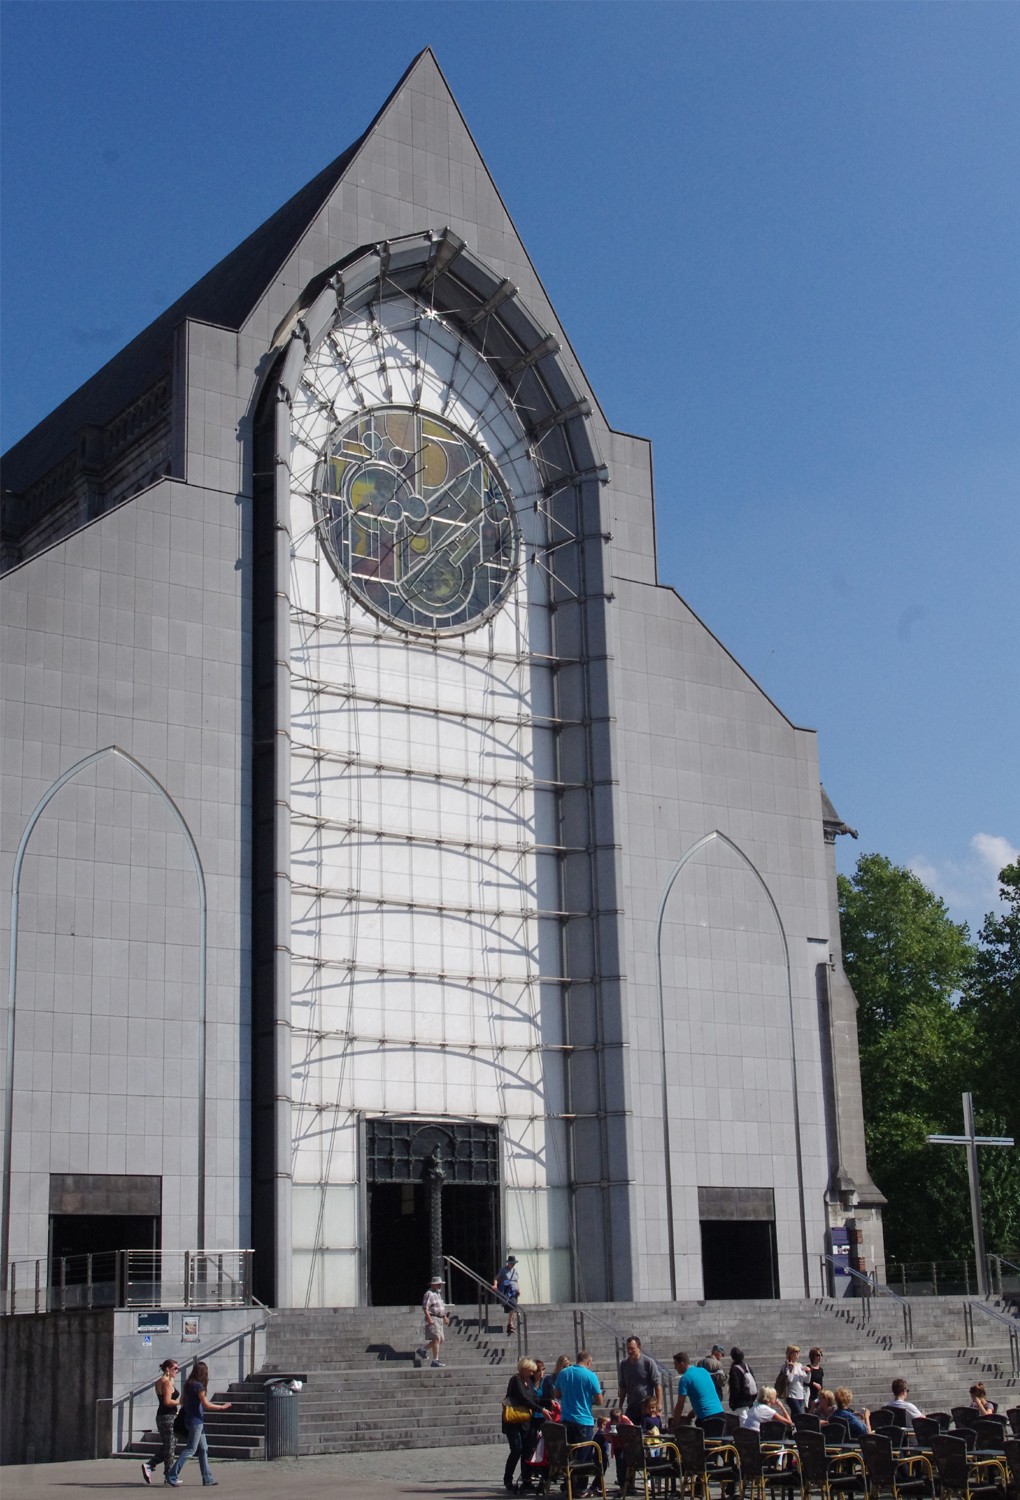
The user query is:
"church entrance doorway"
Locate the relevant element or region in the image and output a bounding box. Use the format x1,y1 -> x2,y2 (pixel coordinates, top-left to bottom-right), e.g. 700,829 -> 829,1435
700,1219 -> 779,1299
365,1119 -> 500,1306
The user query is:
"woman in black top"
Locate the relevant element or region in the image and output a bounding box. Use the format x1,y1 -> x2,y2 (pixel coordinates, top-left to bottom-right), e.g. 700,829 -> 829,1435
806,1349 -> 824,1411
141,1358 -> 180,1485
727,1346 -> 758,1413
502,1356 -> 549,1493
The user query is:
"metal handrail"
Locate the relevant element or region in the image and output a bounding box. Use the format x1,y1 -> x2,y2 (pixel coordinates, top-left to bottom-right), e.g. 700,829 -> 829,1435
6,1247 -> 256,1314
442,1253 -> 528,1361
94,1311 -> 271,1457
963,1298 -> 1020,1376
571,1305 -> 673,1410
819,1253 -> 913,1347
989,1254 -> 1020,1295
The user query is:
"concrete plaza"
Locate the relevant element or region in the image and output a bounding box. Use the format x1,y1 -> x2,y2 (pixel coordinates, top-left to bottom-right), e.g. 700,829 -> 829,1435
0,1442 -> 508,1498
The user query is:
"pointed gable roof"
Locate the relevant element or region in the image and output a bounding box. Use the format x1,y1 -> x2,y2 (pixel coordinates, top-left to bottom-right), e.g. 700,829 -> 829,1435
4,48 -> 599,499
1,52 -> 424,492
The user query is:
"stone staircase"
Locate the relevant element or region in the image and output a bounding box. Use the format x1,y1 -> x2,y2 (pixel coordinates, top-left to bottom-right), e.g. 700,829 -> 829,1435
121,1295 -> 1019,1461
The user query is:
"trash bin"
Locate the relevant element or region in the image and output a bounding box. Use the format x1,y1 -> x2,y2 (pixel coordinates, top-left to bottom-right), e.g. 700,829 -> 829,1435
264,1378 -> 301,1459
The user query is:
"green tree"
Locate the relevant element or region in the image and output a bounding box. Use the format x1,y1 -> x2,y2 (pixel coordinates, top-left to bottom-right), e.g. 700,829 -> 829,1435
963,861 -> 1020,1138
960,861 -> 1020,1255
838,853 -> 976,1261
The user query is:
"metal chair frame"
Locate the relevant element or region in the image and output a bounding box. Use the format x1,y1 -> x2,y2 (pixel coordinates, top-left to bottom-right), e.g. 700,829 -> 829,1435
673,1423 -> 740,1500
615,1423 -> 683,1498
795,1428 -> 866,1500
929,1432 -> 1007,1500
541,1421 -> 607,1500
733,1427 -> 800,1500
859,1432 -> 935,1500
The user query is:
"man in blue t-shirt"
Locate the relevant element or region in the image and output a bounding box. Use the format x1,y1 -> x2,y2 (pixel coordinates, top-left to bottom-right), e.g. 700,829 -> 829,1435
671,1352 -> 724,1428
555,1350 -> 604,1442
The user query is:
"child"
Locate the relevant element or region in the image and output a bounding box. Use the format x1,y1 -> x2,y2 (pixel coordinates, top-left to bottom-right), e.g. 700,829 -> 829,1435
642,1395 -> 664,1458
591,1413 -> 613,1491
610,1408 -> 636,1495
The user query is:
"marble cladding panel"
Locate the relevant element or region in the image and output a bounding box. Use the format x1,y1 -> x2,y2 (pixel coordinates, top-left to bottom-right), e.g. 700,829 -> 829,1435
607,576 -> 834,1300
0,478 -> 250,1267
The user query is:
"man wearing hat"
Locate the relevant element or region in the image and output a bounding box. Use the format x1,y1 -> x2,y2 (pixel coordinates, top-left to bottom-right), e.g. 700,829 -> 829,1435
422,1274 -> 450,1367
699,1343 -> 728,1398
493,1254 -> 520,1335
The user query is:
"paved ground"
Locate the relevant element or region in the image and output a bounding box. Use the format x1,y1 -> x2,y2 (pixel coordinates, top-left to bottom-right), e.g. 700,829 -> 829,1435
0,1443 -> 514,1498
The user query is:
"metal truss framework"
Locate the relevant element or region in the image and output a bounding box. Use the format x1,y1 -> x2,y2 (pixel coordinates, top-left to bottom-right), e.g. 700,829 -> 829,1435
253,229 -> 623,1305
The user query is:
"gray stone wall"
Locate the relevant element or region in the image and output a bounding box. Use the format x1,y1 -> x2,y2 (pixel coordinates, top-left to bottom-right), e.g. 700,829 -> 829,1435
0,476 -> 251,1270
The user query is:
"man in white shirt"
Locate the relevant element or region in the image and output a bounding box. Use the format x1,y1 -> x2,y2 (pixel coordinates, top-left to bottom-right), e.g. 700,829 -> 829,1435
422,1275 -> 450,1367
887,1379 -> 925,1427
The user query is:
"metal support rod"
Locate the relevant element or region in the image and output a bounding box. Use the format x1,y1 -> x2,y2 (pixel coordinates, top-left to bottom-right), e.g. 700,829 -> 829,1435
926,1092 -> 1013,1301
964,1092 -> 989,1298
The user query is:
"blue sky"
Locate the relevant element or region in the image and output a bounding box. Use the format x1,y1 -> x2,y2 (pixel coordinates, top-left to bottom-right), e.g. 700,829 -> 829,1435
2,0 -> 1017,937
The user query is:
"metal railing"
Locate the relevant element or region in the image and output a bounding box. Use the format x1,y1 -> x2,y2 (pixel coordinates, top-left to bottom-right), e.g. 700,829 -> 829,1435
94,1310 -> 270,1457
882,1254 -> 1020,1302
5,1249 -> 256,1314
989,1255 -> 1020,1297
885,1254 -> 1020,1298
442,1253 -> 528,1361
820,1253 -> 913,1347
963,1298 -> 1020,1377
570,1305 -> 674,1411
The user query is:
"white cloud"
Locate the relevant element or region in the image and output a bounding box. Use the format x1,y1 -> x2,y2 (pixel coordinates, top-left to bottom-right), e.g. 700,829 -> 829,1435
970,832 -> 1019,879
907,832 -> 1018,933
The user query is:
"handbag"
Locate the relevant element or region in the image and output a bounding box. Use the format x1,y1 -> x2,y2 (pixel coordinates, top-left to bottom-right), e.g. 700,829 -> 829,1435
502,1402 -> 532,1424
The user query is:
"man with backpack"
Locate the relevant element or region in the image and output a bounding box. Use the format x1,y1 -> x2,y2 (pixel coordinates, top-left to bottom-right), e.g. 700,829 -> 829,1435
493,1254 -> 520,1334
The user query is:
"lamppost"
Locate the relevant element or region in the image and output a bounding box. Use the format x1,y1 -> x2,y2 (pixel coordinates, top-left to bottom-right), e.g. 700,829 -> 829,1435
425,1144 -> 446,1282
926,1092 -> 1014,1298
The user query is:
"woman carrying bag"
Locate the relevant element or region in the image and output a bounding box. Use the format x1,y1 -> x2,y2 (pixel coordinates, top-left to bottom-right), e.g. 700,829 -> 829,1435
164,1359 -> 232,1488
502,1356 -> 550,1494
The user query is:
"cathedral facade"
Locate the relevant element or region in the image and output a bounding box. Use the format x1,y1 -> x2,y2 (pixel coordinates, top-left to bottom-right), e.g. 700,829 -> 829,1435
0,51 -> 884,1311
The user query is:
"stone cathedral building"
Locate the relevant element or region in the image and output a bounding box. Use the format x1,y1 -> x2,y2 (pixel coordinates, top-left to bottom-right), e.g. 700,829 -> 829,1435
0,51 -> 884,1314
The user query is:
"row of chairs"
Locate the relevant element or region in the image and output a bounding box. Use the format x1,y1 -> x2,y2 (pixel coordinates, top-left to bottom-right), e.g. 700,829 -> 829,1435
539,1421 -> 1019,1500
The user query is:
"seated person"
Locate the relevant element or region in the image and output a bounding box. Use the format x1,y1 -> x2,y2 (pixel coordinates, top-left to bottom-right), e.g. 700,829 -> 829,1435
831,1387 -> 872,1440
816,1390 -> 837,1423
969,1383 -> 997,1416
887,1378 -> 925,1428
741,1385 -> 794,1431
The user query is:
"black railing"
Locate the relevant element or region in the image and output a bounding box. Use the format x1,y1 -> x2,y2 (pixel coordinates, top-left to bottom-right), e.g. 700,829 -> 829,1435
963,1298 -> 1020,1376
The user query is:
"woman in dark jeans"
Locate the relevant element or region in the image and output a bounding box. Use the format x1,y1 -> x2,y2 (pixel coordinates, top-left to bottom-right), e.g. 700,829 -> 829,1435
503,1356 -> 550,1493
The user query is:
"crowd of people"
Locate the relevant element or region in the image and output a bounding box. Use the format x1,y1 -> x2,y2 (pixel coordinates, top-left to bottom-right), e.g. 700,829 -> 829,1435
498,1334 -> 1006,1496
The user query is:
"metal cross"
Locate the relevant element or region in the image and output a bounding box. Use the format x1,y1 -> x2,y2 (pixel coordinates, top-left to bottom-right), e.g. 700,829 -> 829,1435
926,1092 -> 1014,1297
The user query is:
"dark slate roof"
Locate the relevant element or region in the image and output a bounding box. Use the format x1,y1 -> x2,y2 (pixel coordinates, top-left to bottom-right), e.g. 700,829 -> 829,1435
2,51 -> 430,495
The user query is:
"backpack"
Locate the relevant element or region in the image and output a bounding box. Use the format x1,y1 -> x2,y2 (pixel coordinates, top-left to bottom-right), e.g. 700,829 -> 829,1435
730,1363 -> 757,1409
